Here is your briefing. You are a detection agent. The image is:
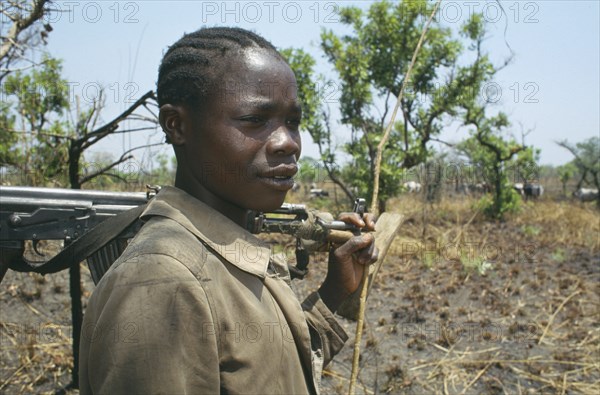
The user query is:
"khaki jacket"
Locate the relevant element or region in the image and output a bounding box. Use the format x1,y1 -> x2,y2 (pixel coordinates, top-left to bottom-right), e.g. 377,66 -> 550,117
79,186 -> 348,395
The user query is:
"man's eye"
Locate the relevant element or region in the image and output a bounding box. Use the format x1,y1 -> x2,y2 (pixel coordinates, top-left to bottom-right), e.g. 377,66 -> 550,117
240,116 -> 264,123
287,118 -> 301,127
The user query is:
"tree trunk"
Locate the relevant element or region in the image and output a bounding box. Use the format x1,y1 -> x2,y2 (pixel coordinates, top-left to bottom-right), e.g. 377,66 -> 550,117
68,139 -> 83,388
378,198 -> 387,214
68,141 -> 82,190
493,164 -> 502,219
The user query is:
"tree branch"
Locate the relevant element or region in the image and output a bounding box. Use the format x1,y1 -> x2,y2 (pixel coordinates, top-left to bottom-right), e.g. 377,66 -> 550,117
79,154 -> 134,185
0,0 -> 49,61
370,0 -> 442,214
314,110 -> 355,204
79,90 -> 156,150
429,136 -> 454,148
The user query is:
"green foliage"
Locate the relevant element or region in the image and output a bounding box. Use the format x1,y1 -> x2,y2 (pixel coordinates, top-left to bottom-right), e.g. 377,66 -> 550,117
551,248 -> 567,263
557,137 -> 600,191
285,0 -> 506,212
148,153 -> 175,186
280,49 -> 339,176
453,12 -> 542,220
512,146 -> 542,183
0,51 -> 159,189
1,54 -> 71,185
422,253 -> 435,270
340,129 -> 407,206
557,162 -> 577,195
460,252 -> 493,276
4,56 -> 69,125
82,152 -> 119,189
306,196 -> 336,213
575,137 -> 600,170
297,157 -> 320,185
461,13 -> 484,41
459,121 -> 535,220
472,189 -> 519,220
1,9 -> 160,190
320,0 -> 463,165
0,101 -> 18,166
281,47 -> 358,206
279,48 -> 326,145
521,225 -> 541,237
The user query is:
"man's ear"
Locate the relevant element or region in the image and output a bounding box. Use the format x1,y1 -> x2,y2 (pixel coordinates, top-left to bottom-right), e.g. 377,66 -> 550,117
159,104 -> 188,145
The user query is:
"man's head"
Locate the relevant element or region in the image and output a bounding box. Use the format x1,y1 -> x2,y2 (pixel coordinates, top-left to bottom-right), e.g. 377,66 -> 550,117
157,27 -> 285,117
157,27 -> 302,215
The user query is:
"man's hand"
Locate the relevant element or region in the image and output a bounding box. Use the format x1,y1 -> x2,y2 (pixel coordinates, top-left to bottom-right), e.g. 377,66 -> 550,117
318,212 -> 378,312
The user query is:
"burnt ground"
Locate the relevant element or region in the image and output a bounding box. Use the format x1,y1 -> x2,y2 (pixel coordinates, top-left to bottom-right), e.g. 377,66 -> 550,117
1,196 -> 599,394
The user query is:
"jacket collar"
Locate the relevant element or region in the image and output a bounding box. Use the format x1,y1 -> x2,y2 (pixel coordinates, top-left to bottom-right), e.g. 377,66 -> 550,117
140,186 -> 270,278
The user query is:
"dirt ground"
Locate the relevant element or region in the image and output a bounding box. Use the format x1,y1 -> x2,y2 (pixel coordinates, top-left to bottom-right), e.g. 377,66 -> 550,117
1,195 -> 599,394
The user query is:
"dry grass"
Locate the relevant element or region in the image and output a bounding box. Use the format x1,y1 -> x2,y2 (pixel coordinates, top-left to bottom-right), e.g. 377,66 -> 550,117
510,200 -> 600,252
386,194 -> 599,261
1,267 -> 92,394
1,193 -> 599,394
316,194 -> 600,394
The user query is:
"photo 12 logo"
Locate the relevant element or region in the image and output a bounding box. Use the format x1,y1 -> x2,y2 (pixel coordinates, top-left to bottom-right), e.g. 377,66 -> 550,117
434,1 -> 540,24
41,1 -> 140,24
399,320 -> 539,345
397,1 -> 541,25
67,81 -> 141,105
0,79 -> 141,106
200,1 -> 342,24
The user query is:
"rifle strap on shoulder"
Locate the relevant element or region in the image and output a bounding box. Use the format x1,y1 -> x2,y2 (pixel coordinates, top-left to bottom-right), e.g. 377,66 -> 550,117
34,204 -> 147,276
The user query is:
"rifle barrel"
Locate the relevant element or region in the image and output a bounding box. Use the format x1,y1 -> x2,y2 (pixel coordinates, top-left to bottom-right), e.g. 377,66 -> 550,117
0,186 -> 148,207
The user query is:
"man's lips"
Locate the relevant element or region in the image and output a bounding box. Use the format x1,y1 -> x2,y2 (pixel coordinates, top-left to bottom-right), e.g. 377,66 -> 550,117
257,164 -> 298,190
258,164 -> 298,179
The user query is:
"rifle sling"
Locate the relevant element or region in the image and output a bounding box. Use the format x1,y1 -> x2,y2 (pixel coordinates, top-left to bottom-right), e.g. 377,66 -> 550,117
9,202 -> 312,282
14,204 -> 147,275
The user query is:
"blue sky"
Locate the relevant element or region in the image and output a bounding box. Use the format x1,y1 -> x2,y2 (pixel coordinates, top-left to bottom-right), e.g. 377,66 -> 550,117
42,0 -> 599,168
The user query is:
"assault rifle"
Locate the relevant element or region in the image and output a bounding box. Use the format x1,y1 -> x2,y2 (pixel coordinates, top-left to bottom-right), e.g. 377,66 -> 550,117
0,185 -> 365,283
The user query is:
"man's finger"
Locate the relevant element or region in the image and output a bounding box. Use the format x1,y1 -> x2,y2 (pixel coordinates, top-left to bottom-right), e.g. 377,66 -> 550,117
362,213 -> 377,230
334,233 -> 375,258
337,212 -> 366,228
356,242 -> 378,265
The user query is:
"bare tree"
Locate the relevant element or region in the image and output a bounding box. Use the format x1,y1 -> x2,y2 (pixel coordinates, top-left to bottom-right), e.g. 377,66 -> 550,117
0,0 -> 54,83
0,10 -> 164,387
67,90 -> 161,189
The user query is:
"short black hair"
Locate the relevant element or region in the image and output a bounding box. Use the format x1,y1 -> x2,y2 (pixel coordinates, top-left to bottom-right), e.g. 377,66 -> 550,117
157,27 -> 283,108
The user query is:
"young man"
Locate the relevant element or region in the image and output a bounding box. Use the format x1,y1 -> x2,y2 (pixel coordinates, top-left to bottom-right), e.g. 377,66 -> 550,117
79,27 -> 377,394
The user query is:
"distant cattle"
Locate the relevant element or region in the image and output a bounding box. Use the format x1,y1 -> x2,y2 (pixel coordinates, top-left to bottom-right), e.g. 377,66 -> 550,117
523,183 -> 544,200
455,183 -> 470,195
309,188 -> 329,198
455,182 -> 491,195
469,182 -> 491,194
513,182 -> 524,197
403,181 -> 422,193
573,188 -> 599,202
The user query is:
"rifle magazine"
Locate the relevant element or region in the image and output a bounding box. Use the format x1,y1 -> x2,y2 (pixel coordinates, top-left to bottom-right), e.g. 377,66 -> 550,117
87,238 -> 129,285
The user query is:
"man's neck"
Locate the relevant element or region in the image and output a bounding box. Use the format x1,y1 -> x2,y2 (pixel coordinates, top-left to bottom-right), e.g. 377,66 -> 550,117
174,173 -> 253,229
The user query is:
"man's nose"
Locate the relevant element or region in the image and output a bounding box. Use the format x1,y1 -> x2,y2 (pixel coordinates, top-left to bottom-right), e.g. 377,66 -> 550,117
267,124 -> 300,156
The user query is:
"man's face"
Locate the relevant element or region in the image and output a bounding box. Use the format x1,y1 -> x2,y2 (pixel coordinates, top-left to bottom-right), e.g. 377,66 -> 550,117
181,48 -> 302,212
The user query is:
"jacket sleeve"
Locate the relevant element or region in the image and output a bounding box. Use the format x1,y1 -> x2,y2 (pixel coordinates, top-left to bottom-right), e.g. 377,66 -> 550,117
301,291 -> 348,368
79,254 -> 220,395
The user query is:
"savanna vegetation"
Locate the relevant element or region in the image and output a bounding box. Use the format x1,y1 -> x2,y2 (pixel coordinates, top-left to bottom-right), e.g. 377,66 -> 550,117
1,1 -> 598,394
